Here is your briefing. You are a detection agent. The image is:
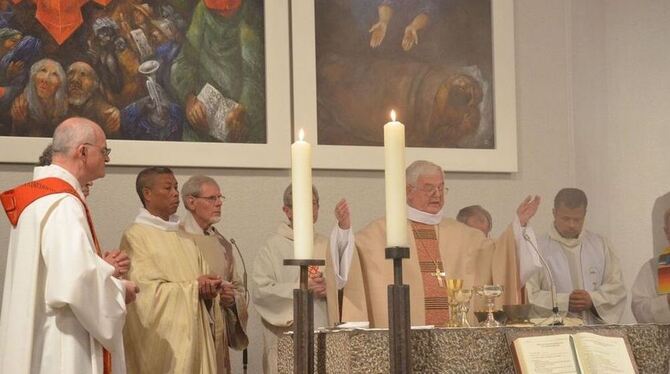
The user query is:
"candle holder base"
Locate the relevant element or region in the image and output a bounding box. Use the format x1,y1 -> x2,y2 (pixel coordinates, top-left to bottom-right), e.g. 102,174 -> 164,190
385,246 -> 411,374
284,259 -> 325,374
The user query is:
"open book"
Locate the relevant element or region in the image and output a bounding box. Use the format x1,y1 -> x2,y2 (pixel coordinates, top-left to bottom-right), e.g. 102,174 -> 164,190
196,83 -> 240,142
511,332 -> 637,374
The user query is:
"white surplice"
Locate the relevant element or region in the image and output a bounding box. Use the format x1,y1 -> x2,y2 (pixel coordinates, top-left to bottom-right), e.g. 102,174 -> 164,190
250,222 -> 353,374
631,257 -> 670,323
525,225 -> 626,324
0,165 -> 127,374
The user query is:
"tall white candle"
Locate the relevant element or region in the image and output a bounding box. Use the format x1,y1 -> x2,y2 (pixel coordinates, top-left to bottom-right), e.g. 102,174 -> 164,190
384,110 -> 408,247
291,129 -> 314,259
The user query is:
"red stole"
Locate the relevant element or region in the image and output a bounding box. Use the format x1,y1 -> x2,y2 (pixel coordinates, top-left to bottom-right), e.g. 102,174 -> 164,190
1,177 -> 112,374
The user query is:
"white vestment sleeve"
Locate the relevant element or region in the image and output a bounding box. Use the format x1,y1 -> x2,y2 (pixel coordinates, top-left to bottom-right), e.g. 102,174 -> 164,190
250,242 -> 295,327
512,217 -> 543,285
525,270 -> 570,313
589,240 -> 627,324
631,258 -> 670,323
329,225 -> 354,290
41,198 -> 126,351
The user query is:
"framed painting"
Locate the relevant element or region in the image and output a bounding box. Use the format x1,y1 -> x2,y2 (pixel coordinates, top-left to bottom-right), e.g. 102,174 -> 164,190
291,0 -> 518,172
0,0 -> 291,168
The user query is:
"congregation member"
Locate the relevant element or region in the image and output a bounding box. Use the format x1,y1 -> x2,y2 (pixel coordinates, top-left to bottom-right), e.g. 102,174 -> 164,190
121,167 -> 221,373
457,204 -> 493,237
180,175 -> 249,373
631,207 -> 670,323
525,188 -> 627,324
0,118 -> 137,373
342,160 -> 541,327
251,184 -> 354,374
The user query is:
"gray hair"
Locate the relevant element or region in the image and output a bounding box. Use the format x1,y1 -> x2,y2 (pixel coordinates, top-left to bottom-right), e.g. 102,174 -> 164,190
406,160 -> 443,186
51,117 -> 98,155
554,188 -> 588,209
181,175 -> 218,203
26,59 -> 68,124
456,205 -> 492,229
283,183 -> 319,208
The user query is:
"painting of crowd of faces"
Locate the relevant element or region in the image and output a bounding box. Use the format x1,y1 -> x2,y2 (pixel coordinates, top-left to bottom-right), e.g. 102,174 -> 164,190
314,0 -> 494,149
0,0 -> 266,144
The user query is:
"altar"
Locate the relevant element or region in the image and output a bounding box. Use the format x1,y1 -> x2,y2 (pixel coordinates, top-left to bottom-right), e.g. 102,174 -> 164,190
277,324 -> 670,373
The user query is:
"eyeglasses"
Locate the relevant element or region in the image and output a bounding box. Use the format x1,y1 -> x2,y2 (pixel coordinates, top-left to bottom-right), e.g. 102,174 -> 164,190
413,184 -> 449,195
83,143 -> 111,157
193,194 -> 226,203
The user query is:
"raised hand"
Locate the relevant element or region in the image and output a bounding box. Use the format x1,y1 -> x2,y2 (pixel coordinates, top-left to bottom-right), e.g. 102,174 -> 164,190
334,198 -> 350,230
517,195 -> 541,227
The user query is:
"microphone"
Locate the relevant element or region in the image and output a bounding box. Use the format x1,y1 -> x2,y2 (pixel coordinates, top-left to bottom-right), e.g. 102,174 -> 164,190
229,238 -> 248,372
522,229 -> 563,326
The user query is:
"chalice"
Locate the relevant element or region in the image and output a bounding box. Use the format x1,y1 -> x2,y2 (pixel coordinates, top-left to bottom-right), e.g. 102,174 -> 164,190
454,289 -> 473,327
475,284 -> 504,327
445,278 -> 463,327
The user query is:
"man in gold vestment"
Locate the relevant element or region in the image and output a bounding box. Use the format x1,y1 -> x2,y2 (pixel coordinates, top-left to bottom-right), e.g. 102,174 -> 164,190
121,167 -> 222,373
343,160 -> 541,327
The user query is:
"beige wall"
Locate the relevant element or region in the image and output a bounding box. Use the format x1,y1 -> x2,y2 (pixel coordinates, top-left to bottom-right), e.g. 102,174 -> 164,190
2,0 -> 666,372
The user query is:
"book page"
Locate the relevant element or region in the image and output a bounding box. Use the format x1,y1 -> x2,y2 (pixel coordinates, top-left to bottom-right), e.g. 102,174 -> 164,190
513,334 -> 580,374
196,83 -> 239,141
572,333 -> 636,374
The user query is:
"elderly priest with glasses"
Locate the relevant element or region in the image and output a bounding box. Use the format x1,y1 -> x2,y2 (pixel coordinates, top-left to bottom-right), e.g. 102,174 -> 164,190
342,160 -> 542,327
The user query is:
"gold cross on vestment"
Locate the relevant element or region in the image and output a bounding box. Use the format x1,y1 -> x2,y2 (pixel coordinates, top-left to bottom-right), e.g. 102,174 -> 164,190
434,268 -> 446,288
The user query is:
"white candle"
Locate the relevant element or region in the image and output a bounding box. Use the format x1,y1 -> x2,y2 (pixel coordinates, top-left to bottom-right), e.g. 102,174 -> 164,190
384,110 -> 408,247
291,129 -> 314,259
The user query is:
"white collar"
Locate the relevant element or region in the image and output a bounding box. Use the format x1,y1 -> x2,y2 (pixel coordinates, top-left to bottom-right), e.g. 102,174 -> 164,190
134,208 -> 180,231
548,223 -> 582,248
407,205 -> 444,225
32,165 -> 86,201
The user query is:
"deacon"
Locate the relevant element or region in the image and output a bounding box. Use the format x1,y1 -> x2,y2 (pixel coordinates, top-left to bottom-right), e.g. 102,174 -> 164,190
251,184 -> 354,374
180,175 -> 249,373
631,207 -> 670,323
525,188 -> 626,324
342,160 -> 541,327
0,118 -> 137,373
121,167 -> 221,373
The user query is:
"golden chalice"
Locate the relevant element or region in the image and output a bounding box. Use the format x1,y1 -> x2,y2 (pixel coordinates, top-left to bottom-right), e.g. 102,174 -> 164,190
445,278 -> 463,327
454,289 -> 473,327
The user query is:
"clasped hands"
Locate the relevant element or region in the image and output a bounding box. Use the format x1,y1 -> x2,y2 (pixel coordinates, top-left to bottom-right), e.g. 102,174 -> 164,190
308,272 -> 327,299
198,275 -> 236,307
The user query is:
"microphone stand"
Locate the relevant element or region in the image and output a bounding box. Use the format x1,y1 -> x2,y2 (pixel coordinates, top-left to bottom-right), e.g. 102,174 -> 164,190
522,229 -> 563,326
229,238 -> 249,373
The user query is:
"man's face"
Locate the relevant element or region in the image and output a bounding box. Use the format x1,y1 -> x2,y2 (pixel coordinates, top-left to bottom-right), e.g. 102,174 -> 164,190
553,204 -> 586,239
283,196 -> 320,224
34,60 -> 61,100
144,173 -> 180,218
82,130 -> 109,181
2,33 -> 21,51
406,173 -> 445,214
189,182 -> 223,228
465,213 -> 491,237
67,62 -> 97,106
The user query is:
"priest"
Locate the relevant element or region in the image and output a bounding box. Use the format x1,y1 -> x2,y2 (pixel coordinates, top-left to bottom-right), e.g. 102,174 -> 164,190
342,160 -> 541,327
121,167 -> 221,373
525,188 -> 627,324
180,175 -> 249,373
250,184 -> 354,374
631,207 -> 670,323
0,118 -> 137,373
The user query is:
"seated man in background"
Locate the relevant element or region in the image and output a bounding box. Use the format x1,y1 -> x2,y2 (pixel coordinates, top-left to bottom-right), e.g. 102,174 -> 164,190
251,184 -> 354,374
180,175 -> 249,373
631,207 -> 670,323
121,167 -> 221,374
525,188 -> 627,325
457,204 -> 493,237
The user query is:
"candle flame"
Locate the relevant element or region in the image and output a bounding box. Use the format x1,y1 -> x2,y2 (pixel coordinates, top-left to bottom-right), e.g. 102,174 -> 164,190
298,128 -> 305,141
390,110 -> 396,122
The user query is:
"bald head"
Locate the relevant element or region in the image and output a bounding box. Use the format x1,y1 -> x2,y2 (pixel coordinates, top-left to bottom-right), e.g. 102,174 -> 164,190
52,117 -> 104,156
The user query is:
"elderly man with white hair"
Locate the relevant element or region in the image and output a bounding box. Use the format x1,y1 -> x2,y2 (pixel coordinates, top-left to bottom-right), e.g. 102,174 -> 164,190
0,117 -> 138,373
179,175 -> 249,374
343,160 -> 541,327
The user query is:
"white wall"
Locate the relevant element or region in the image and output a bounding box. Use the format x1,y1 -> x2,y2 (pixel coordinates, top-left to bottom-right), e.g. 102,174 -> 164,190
3,0 -> 666,372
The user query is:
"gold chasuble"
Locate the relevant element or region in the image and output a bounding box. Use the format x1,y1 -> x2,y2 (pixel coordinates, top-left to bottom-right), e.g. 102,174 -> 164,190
121,210 -> 217,374
343,217 -> 521,327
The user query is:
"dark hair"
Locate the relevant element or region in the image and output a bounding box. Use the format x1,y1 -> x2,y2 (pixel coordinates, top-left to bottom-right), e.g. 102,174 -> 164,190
456,205 -> 492,229
554,188 -> 588,209
136,167 -> 174,207
37,144 -> 54,166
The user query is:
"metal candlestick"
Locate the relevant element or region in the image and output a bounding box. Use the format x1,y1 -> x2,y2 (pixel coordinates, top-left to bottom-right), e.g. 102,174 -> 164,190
385,246 -> 412,373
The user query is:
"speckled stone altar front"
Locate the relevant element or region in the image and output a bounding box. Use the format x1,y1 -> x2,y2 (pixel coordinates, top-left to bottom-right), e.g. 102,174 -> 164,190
277,324 -> 670,373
